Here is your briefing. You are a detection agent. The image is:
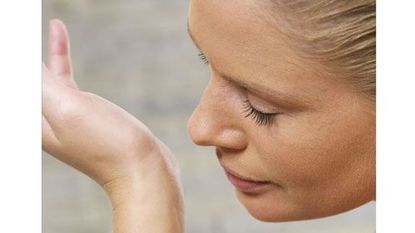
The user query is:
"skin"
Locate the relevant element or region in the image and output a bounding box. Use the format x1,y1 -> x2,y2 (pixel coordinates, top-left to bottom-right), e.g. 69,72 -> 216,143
187,0 -> 375,221
43,20 -> 184,233
42,0 -> 375,231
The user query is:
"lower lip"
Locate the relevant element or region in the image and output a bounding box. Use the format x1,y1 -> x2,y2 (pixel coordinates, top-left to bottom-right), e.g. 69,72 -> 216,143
225,171 -> 271,194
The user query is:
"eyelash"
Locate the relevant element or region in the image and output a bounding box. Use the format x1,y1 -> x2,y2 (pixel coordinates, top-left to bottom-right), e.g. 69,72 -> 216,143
242,99 -> 278,126
198,51 -> 209,65
196,51 -> 278,126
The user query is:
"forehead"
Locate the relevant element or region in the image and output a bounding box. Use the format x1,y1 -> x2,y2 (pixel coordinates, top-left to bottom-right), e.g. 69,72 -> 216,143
188,0 -> 343,105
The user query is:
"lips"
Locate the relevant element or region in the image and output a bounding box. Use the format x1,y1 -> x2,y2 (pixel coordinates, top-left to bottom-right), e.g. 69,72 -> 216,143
216,149 -> 272,194
224,167 -> 272,193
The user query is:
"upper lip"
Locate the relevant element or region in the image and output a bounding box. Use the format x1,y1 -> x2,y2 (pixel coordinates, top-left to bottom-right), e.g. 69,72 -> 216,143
223,165 -> 271,183
216,149 -> 271,183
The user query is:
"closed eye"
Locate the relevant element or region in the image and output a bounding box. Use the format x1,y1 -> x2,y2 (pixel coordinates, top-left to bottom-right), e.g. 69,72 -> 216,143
242,99 -> 279,126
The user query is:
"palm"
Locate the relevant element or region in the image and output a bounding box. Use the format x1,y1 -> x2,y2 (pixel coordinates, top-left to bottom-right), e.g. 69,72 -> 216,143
42,20 -> 160,186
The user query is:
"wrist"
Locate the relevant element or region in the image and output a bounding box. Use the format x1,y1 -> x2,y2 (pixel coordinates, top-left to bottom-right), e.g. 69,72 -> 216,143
102,143 -> 184,233
110,179 -> 184,233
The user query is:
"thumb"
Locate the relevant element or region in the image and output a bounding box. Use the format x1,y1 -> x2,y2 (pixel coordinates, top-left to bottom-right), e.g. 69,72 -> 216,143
47,19 -> 78,89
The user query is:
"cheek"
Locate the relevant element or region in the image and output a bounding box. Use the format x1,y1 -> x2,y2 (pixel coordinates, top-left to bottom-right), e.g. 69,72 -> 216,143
253,109 -> 375,200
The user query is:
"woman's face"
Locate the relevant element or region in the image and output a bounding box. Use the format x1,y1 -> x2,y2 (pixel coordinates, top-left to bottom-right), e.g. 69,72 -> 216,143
187,0 -> 375,221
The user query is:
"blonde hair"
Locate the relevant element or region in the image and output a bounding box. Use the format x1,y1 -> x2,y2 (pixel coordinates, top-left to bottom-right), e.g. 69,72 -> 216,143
264,0 -> 376,100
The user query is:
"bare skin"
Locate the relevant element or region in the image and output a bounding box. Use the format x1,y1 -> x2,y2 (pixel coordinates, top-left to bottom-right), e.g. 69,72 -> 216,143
42,0 -> 375,231
187,0 -> 375,221
42,19 -> 184,233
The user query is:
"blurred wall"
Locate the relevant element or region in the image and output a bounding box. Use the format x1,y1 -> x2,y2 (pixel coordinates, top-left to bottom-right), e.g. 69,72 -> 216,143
42,1 -> 375,232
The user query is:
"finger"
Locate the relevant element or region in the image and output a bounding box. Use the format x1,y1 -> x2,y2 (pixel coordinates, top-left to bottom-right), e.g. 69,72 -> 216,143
42,63 -> 61,119
42,63 -> 73,128
42,114 -> 60,154
47,19 -> 78,89
42,63 -> 52,82
47,19 -> 72,76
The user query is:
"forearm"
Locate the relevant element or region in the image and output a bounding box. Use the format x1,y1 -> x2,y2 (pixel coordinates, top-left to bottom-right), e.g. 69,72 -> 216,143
105,152 -> 184,233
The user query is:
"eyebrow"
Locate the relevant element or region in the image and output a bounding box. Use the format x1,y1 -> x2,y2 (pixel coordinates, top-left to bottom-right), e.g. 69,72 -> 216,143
186,21 -> 311,109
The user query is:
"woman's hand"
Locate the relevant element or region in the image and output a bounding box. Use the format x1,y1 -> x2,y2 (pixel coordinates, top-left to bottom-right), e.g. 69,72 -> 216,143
43,19 -> 166,187
42,19 -> 183,232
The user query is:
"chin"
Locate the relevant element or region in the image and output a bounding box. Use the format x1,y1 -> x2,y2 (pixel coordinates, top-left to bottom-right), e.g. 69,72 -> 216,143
237,189 -> 376,223
235,190 -> 307,222
245,207 -> 294,222
235,190 -> 365,222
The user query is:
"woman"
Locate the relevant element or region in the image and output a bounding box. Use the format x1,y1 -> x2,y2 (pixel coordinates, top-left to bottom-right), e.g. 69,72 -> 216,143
42,0 -> 375,232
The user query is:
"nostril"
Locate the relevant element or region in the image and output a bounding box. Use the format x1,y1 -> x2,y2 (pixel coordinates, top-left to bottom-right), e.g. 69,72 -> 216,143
187,105 -> 248,149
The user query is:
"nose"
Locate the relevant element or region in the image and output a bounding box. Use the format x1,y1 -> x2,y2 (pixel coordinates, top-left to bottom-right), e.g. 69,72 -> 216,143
187,77 -> 247,150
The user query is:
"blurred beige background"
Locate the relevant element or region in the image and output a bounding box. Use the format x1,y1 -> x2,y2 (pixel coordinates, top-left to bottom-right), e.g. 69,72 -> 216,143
42,1 -> 375,232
